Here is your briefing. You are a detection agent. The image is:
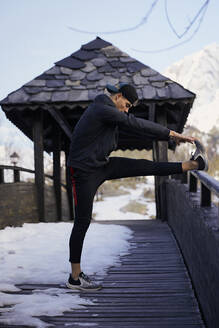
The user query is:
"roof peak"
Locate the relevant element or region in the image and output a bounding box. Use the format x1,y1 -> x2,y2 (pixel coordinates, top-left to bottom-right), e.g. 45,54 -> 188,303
81,37 -> 112,51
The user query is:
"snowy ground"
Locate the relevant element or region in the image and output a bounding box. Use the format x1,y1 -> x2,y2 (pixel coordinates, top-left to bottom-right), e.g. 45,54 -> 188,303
93,180 -> 155,220
0,181 -> 155,327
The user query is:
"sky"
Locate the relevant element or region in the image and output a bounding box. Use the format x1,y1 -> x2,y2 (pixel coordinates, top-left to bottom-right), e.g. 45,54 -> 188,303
0,0 -> 219,102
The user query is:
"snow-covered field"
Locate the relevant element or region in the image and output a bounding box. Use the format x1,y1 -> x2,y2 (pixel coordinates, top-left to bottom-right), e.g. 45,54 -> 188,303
0,182 -> 154,327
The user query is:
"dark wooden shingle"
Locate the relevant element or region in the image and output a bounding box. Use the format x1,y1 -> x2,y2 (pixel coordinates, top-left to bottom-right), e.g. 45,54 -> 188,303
81,37 -> 112,50
71,49 -> 96,61
127,61 -> 145,73
55,56 -> 85,69
98,63 -> 116,73
36,74 -> 54,80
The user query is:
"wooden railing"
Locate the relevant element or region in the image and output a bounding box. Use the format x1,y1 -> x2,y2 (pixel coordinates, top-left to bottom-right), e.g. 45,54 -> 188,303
0,165 -> 67,189
174,170 -> 219,212
189,171 -> 219,208
168,171 -> 219,328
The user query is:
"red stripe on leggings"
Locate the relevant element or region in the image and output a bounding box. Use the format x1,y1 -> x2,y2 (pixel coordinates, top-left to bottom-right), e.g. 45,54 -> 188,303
70,167 -> 78,206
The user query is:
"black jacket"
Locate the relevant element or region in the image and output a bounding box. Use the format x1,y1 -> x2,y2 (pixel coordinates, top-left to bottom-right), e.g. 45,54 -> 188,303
67,94 -> 170,171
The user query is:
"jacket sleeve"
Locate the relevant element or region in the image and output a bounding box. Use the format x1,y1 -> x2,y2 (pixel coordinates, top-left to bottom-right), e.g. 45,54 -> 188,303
98,104 -> 170,140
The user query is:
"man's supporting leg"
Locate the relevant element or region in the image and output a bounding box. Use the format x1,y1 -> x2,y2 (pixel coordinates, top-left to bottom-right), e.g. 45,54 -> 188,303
71,263 -> 81,280
69,169 -> 102,280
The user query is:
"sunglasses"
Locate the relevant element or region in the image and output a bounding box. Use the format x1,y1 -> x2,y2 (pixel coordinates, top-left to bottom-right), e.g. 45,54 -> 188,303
123,96 -> 138,109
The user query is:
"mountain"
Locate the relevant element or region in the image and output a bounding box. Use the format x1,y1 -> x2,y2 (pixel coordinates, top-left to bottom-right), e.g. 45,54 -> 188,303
163,43 -> 219,133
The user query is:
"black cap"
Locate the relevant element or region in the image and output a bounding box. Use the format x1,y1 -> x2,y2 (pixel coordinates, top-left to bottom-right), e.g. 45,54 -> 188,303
106,83 -> 138,106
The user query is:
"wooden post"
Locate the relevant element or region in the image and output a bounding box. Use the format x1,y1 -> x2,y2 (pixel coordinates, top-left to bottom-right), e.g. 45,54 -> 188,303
181,172 -> 188,184
201,183 -> 211,207
150,103 -> 159,219
150,104 -> 168,221
0,168 -> 4,183
53,125 -> 62,221
13,168 -> 20,182
65,150 -> 74,220
33,109 -> 45,222
189,173 -> 197,192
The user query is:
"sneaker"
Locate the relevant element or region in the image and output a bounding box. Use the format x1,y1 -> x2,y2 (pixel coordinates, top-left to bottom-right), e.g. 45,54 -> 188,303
66,272 -> 102,291
190,140 -> 208,171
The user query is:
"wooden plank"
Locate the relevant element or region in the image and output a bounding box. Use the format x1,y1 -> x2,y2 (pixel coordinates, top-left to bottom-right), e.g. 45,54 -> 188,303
73,307 -> 200,313
38,324 -> 204,328
33,109 -> 45,221
51,312 -> 202,318
0,324 -> 202,328
41,316 -> 203,324
81,297 -> 198,305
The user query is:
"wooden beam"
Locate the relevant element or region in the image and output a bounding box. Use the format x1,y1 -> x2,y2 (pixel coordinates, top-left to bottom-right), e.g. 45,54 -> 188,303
33,109 -> 45,221
150,104 -> 169,221
53,126 -> 62,221
65,150 -> 74,220
46,106 -> 72,140
148,104 -> 156,122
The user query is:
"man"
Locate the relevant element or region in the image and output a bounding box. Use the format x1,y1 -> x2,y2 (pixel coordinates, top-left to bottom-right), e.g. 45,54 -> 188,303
66,83 -> 208,291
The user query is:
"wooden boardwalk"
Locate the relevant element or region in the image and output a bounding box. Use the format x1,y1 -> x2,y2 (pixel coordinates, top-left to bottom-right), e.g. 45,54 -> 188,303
1,220 -> 205,328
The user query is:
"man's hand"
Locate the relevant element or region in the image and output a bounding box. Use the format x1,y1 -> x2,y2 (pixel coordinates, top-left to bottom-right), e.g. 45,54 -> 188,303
169,130 -> 195,145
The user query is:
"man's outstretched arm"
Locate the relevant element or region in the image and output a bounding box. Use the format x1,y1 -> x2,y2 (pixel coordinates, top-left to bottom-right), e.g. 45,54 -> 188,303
99,104 -> 195,144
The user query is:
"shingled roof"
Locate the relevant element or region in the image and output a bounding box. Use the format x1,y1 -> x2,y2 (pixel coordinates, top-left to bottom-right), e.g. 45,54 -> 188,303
0,37 -> 196,152
0,37 -> 195,105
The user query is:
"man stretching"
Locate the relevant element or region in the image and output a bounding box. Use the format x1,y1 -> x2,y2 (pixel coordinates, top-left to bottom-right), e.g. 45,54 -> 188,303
66,83 -> 208,291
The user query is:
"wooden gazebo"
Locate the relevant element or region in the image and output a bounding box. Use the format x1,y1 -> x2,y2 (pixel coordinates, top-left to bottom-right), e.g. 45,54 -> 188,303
0,37 -> 195,222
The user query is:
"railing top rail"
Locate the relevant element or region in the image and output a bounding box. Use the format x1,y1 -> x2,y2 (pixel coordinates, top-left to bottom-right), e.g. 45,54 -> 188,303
0,165 -> 53,180
0,165 -> 67,189
191,171 -> 219,198
0,165 -> 35,174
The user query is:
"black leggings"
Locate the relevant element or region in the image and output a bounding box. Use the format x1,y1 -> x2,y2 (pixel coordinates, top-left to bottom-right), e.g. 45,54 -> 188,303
69,157 -> 182,263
